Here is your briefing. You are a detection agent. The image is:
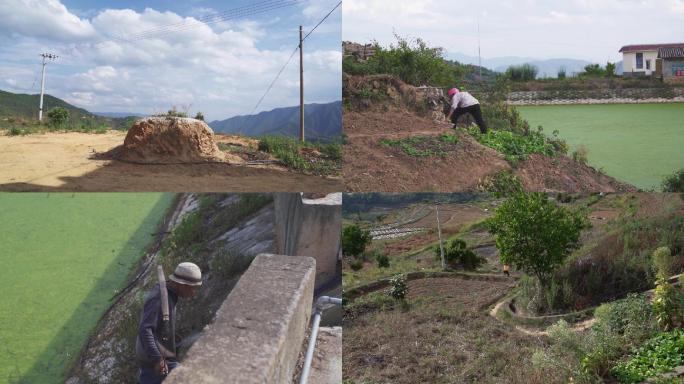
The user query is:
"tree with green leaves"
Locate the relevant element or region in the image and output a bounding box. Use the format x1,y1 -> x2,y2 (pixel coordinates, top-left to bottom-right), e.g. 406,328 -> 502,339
341,224 -> 372,258
194,111 -> 205,121
47,107 -> 69,127
605,62 -> 616,77
486,192 -> 587,308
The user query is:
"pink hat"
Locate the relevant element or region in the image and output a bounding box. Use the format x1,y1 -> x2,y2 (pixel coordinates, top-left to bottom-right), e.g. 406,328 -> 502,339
447,88 -> 459,97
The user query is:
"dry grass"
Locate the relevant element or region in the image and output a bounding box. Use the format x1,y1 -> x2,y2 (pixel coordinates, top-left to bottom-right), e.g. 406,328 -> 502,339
343,277 -> 557,384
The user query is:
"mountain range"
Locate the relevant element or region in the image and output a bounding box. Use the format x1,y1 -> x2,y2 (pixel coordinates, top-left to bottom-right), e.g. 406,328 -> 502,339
208,101 -> 342,142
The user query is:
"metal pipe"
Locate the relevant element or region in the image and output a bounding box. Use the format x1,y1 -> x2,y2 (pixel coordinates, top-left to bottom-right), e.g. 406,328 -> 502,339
299,296 -> 342,384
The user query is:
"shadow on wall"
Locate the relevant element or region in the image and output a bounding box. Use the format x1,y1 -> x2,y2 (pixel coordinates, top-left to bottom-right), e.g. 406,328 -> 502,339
13,194 -> 175,384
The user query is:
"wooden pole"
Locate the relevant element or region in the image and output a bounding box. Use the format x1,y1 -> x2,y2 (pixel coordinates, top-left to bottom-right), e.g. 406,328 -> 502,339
299,25 -> 304,142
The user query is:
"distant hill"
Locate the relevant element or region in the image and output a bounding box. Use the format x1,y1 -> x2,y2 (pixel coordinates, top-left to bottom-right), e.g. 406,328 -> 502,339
0,89 -> 132,129
447,52 -> 593,78
0,89 -> 94,121
209,101 -> 341,142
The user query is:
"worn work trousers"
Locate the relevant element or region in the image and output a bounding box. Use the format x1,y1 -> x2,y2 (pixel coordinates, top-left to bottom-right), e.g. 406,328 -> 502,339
138,359 -> 179,384
451,104 -> 488,134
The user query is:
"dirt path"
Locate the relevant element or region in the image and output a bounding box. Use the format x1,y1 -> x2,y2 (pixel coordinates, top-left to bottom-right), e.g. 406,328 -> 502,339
0,132 -> 341,192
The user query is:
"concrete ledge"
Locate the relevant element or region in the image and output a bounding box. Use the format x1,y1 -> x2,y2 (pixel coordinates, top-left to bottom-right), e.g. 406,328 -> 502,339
166,253 -> 316,384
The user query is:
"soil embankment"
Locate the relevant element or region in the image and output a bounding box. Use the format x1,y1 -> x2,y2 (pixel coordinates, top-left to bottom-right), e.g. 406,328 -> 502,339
342,74 -> 635,193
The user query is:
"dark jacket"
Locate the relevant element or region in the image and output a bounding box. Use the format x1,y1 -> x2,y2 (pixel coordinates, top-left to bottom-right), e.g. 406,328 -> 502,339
135,283 -> 178,365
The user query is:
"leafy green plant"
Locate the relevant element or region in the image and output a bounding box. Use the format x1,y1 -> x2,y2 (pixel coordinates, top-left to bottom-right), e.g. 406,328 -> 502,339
342,224 -> 372,258
379,134 -> 459,158
611,329 -> 684,383
486,192 -> 587,312
47,107 -> 69,127
375,252 -> 390,268
194,111 -> 204,121
467,126 -> 556,163
435,239 -> 484,270
662,168 -> 684,193
387,273 -> 408,301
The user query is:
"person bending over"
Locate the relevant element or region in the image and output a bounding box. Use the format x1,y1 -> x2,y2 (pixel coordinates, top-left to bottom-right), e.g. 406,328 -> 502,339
446,87 -> 488,134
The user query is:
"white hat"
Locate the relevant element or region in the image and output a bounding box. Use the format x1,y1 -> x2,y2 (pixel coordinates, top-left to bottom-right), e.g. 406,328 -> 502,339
169,262 -> 202,286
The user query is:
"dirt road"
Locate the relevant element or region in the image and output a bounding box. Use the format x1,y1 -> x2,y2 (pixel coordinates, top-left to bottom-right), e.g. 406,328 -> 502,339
0,132 -> 341,192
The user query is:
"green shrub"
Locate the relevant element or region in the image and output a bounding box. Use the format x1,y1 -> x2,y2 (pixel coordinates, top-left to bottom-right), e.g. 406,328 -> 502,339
557,67 -> 567,79
375,253 -> 390,268
47,107 -> 69,127
387,274 -> 408,300
8,126 -> 22,136
194,111 -> 204,121
349,259 -> 363,271
342,224 -> 372,258
611,329 -> 684,383
662,169 -> 684,193
505,63 -> 538,81
435,239 -> 484,270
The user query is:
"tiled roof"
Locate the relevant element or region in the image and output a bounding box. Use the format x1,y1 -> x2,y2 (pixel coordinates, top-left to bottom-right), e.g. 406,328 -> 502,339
659,47 -> 684,58
619,43 -> 684,53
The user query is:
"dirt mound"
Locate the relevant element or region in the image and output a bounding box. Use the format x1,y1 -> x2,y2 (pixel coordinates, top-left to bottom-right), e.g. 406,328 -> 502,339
120,117 -> 241,164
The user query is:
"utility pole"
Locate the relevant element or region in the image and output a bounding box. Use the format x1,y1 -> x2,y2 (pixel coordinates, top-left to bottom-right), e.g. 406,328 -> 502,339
38,53 -> 58,122
477,18 -> 482,80
436,205 -> 445,270
299,25 -> 305,142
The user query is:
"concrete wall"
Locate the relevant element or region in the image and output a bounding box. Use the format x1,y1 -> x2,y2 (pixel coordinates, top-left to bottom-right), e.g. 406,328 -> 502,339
274,193 -> 342,291
623,50 -> 659,75
165,254 -> 315,384
507,87 -> 684,105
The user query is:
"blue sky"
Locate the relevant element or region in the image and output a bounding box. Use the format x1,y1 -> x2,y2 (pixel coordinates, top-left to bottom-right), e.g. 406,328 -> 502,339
0,0 -> 341,120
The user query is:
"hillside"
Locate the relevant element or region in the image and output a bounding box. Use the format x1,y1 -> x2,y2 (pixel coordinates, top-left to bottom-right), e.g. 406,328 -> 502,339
209,101 -> 342,142
342,74 -> 635,193
0,89 -> 132,129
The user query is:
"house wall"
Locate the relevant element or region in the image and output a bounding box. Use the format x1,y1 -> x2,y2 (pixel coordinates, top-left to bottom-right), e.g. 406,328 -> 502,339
663,58 -> 684,83
622,50 -> 659,75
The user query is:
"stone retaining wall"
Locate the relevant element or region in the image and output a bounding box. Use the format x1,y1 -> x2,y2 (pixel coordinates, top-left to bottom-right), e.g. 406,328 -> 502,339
507,87 -> 684,105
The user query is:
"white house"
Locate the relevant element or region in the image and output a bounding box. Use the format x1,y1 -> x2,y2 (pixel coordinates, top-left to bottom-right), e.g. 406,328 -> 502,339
619,43 -> 684,77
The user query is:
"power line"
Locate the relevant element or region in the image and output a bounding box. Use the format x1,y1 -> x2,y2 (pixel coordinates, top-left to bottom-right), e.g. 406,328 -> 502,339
247,1 -> 341,118
302,1 -> 341,42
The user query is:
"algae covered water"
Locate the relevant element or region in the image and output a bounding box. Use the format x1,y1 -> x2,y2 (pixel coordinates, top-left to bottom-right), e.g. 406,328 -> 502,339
517,103 -> 684,190
0,193 -> 174,383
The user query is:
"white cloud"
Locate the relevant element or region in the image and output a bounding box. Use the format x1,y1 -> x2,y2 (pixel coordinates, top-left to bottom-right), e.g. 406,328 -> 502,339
0,1 -> 341,120
0,0 -> 96,41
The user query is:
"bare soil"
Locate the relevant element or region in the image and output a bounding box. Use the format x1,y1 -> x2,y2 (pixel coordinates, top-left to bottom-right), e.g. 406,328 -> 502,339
0,132 -> 342,192
343,108 -> 635,193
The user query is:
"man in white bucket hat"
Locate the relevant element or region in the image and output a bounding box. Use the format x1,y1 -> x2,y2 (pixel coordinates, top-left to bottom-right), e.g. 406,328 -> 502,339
136,262 -> 202,384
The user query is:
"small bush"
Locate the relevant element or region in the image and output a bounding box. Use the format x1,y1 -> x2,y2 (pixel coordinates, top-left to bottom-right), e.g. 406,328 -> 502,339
349,259 -> 363,271
435,239 -> 484,270
47,107 -> 69,127
662,168 -> 684,193
375,252 -> 390,268
387,274 -> 408,300
478,170 -> 523,197
572,145 -> 589,165
557,67 -> 567,79
505,63 -> 538,81
342,224 -> 372,258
